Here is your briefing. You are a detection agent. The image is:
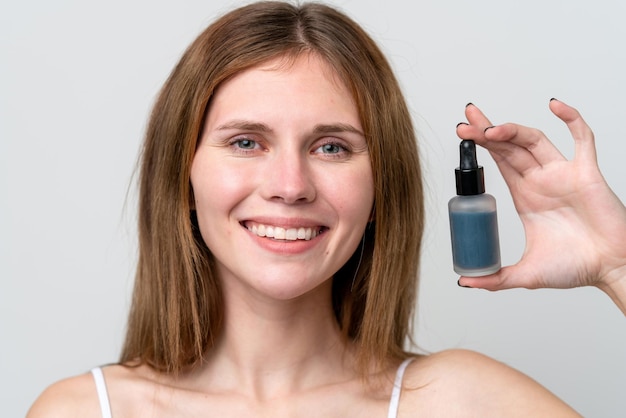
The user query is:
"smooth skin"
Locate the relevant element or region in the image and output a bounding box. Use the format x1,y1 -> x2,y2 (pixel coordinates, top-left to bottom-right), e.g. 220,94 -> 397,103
28,57 -> 623,416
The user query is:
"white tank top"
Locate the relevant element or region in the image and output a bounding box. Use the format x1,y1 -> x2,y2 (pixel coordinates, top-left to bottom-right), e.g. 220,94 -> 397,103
91,358 -> 413,418
91,367 -> 112,418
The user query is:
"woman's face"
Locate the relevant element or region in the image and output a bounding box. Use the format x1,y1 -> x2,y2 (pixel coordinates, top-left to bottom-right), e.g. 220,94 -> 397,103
190,54 -> 374,302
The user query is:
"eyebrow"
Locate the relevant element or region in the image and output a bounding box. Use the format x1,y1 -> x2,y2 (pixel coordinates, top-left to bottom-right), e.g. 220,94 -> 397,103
313,123 -> 364,137
215,120 -> 272,132
215,120 -> 364,137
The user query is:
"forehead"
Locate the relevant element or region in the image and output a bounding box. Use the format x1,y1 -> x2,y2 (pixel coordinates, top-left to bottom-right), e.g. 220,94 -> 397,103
205,53 -> 360,128
221,53 -> 350,96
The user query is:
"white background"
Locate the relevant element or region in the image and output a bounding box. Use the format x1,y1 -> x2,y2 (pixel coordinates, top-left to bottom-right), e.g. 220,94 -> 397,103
2,0 -> 625,416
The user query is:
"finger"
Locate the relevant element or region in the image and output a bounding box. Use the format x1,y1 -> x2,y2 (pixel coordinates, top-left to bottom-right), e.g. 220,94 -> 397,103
458,102 -> 569,171
549,99 -> 597,164
458,122 -> 543,179
483,123 -> 566,167
457,103 -> 492,142
457,270 -> 510,291
485,148 -> 525,193
481,126 -> 541,175
457,265 -> 536,291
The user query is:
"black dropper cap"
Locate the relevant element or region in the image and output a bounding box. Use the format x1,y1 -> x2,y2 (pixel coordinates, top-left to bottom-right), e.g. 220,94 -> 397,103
455,140 -> 485,195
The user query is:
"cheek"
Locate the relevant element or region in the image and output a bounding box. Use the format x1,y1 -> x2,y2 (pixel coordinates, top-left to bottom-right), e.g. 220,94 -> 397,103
328,170 -> 375,220
358,183 -> 375,219
190,157 -> 252,239
191,154 -> 251,207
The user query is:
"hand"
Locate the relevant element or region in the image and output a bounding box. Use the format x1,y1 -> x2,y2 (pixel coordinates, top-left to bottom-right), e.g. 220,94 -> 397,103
455,100 -> 626,312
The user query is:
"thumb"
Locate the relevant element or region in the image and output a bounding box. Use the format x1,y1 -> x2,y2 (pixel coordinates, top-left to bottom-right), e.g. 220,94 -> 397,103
458,266 -> 526,291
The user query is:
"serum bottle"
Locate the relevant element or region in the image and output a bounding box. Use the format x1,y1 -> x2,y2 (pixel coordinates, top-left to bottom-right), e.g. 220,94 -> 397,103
448,140 -> 501,276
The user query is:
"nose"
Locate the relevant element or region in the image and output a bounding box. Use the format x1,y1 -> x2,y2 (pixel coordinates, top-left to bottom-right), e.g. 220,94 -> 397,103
260,150 -> 316,204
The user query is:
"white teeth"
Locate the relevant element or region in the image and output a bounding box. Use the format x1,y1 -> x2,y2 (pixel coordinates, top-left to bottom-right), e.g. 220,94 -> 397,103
286,228 -> 298,240
246,223 -> 320,241
274,227 -> 286,240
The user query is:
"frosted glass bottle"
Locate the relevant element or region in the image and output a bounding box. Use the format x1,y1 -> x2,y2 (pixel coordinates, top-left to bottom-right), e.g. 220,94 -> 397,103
449,140 -> 501,277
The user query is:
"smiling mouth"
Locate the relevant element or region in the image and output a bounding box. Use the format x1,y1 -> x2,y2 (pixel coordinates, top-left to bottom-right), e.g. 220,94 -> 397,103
243,222 -> 326,241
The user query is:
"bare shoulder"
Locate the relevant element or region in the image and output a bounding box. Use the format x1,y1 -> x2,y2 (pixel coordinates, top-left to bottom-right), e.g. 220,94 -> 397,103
27,364 -> 153,418
398,349 -> 581,417
26,371 -> 101,418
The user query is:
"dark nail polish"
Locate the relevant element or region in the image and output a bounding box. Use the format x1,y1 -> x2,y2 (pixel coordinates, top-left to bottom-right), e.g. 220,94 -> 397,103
465,102 -> 474,108
457,279 -> 472,288
550,97 -> 558,102
456,122 -> 468,128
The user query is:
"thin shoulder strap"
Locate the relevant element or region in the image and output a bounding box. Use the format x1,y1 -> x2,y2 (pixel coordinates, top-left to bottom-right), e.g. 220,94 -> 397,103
387,358 -> 413,418
91,367 -> 113,418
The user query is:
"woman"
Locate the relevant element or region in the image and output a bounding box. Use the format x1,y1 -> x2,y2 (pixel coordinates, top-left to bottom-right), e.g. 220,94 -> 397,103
28,2 -> 625,416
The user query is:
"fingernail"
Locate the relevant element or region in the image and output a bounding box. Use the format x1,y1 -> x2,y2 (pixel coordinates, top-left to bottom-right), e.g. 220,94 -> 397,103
550,97 -> 558,102
465,102 -> 474,108
457,279 -> 472,288
484,125 -> 495,133
456,122 -> 468,128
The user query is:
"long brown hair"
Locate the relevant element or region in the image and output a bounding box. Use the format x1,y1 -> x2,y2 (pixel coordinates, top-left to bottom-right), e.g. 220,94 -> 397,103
121,1 -> 424,376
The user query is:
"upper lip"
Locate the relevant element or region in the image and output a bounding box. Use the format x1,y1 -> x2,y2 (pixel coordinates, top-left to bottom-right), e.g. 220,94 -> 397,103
240,217 -> 328,230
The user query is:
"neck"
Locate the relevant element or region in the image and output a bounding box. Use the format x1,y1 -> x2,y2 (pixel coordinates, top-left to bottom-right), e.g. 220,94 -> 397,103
198,278 -> 356,399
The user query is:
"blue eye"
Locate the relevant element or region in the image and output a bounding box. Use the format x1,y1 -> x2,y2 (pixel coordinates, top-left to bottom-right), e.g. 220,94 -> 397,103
312,140 -> 351,159
235,139 -> 257,149
321,143 -> 342,154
